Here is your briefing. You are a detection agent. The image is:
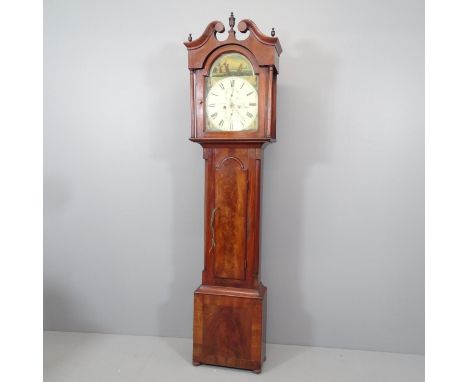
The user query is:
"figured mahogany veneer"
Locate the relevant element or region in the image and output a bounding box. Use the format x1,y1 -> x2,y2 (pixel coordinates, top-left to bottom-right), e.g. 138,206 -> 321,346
184,13 -> 281,373
193,284 -> 267,372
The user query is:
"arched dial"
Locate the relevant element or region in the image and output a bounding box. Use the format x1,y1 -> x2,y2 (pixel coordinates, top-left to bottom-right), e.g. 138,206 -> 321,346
206,76 -> 258,131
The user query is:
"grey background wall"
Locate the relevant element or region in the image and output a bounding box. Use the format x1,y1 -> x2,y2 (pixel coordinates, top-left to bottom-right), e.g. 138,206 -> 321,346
44,0 -> 424,354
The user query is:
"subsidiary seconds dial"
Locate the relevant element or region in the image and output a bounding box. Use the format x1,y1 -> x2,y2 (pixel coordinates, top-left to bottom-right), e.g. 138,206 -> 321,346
206,76 -> 258,131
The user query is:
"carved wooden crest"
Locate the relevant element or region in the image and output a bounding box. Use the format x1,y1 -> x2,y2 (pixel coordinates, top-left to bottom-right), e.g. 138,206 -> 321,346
184,13 -> 282,72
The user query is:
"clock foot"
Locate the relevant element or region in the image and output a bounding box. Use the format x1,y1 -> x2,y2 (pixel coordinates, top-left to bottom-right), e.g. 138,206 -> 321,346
252,369 -> 262,374
192,361 -> 202,366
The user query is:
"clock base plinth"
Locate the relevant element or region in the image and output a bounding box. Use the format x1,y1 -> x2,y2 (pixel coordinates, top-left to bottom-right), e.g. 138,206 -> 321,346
192,284 -> 267,373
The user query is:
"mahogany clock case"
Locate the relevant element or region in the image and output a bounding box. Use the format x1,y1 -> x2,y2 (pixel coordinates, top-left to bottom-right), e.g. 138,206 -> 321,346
184,14 -> 282,373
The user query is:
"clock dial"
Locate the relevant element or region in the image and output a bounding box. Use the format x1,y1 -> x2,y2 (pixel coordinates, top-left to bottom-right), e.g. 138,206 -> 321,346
206,76 -> 258,131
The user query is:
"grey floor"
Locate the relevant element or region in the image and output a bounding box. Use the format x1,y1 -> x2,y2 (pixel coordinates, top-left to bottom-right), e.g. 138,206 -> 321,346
44,331 -> 424,382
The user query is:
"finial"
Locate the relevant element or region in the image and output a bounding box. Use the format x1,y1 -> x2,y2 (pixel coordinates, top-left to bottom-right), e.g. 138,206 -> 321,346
271,28 -> 275,37
229,12 -> 235,31
188,33 -> 192,42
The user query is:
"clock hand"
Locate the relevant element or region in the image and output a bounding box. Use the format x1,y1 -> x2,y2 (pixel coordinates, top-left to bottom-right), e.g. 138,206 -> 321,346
233,107 -> 246,124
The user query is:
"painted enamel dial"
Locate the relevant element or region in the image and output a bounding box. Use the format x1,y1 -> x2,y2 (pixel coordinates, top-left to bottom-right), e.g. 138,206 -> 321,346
205,76 -> 258,131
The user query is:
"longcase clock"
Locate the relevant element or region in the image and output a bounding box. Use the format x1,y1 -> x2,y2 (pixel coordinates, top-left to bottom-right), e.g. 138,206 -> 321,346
183,13 -> 282,373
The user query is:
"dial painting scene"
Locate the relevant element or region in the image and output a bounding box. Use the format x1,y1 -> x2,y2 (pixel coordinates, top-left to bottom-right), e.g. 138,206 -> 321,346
184,12 -> 282,373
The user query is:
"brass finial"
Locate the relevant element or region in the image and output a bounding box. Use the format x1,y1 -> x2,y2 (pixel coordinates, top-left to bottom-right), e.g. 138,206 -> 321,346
188,33 -> 192,42
271,28 -> 275,37
229,12 -> 235,31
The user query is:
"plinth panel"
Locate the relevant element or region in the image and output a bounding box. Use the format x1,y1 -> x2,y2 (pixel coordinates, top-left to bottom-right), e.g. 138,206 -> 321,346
193,285 -> 266,372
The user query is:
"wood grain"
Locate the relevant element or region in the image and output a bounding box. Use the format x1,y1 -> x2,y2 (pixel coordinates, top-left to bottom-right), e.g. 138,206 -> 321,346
192,285 -> 266,371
